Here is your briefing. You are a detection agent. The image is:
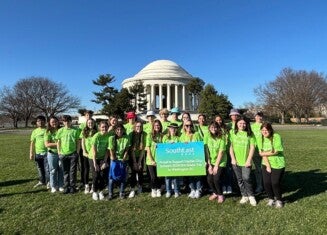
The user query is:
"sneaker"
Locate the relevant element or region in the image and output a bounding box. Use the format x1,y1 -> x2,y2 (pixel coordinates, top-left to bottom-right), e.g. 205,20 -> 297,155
33,181 -> 44,188
99,191 -> 105,200
174,192 -> 180,198
151,189 -> 157,198
249,196 -> 257,206
84,185 -> 90,194
188,190 -> 195,198
194,190 -> 201,199
92,192 -> 99,201
51,187 -> 57,193
119,193 -> 125,199
267,199 -> 275,207
166,192 -> 171,198
129,190 -> 135,198
226,186 -> 232,194
69,187 -> 76,194
217,195 -> 225,203
59,187 -> 64,192
108,194 -> 113,200
156,189 -> 161,197
255,187 -> 263,195
209,193 -> 218,201
275,200 -> 283,208
240,196 -> 249,204
46,182 -> 51,189
222,186 -> 227,195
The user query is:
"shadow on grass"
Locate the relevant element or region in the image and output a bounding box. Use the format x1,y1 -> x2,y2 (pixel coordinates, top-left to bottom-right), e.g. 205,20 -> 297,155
0,178 -> 34,187
283,169 -> 327,203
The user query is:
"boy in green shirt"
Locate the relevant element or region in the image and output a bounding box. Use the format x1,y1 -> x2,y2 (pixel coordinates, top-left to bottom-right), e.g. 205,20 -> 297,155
30,115 -> 50,188
56,115 -> 80,194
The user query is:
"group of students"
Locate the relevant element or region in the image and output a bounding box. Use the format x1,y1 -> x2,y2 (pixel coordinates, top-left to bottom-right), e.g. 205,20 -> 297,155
29,107 -> 286,208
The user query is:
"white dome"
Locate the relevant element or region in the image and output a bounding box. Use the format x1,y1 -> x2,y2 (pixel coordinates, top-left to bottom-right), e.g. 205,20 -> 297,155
122,60 -> 194,86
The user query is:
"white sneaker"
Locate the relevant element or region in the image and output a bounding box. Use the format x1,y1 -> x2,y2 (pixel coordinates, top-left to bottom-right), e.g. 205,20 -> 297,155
249,196 -> 257,206
166,192 -> 171,198
33,181 -> 44,188
267,199 -> 275,207
156,189 -> 161,197
194,190 -> 201,199
174,192 -> 180,198
275,200 -> 283,208
59,187 -> 64,192
99,191 -> 105,200
46,182 -> 50,189
51,187 -> 57,193
92,192 -> 99,201
240,196 -> 249,204
188,190 -> 195,198
222,186 -> 227,195
226,186 -> 232,194
84,185 -> 90,194
129,190 -> 135,198
151,189 -> 157,198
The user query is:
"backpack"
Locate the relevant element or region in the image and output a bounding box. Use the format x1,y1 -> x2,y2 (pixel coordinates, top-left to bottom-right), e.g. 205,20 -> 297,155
109,160 -> 126,181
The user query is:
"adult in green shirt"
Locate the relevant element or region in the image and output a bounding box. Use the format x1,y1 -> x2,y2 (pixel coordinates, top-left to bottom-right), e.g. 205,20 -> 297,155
56,115 -> 80,194
44,116 -> 63,193
30,115 -> 49,188
258,122 -> 286,208
251,111 -> 264,194
229,117 -> 257,206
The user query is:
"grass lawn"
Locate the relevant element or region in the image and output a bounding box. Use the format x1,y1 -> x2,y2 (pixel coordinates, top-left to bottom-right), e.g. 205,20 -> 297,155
0,128 -> 326,234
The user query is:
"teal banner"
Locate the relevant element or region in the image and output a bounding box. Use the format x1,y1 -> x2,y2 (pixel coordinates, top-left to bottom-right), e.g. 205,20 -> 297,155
156,141 -> 206,177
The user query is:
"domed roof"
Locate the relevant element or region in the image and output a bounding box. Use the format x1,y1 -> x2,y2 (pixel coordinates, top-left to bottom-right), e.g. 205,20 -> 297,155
133,60 -> 193,80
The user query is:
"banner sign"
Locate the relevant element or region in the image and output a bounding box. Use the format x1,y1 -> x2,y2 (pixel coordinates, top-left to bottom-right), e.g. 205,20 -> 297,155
156,141 -> 206,177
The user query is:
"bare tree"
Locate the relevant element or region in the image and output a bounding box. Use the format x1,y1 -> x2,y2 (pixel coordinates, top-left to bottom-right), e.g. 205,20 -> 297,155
0,87 -> 22,128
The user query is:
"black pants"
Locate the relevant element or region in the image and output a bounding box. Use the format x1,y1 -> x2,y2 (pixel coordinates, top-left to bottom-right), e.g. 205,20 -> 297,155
60,153 -> 78,189
79,149 -> 85,185
129,158 -> 144,188
262,165 -> 285,201
90,159 -> 107,192
147,165 -> 161,189
84,156 -> 90,186
207,166 -> 225,195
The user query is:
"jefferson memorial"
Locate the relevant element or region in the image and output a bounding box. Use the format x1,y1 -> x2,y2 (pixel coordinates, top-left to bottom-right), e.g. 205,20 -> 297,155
122,60 -> 198,112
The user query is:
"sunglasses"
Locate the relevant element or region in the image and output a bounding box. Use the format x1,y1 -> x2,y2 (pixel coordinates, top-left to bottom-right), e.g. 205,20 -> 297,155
185,125 -> 192,127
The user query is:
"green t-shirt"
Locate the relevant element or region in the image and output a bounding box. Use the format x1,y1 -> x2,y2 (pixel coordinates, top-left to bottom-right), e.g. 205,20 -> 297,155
229,131 -> 255,166
251,122 -> 262,148
195,125 -> 209,140
161,120 -> 170,134
55,127 -> 80,155
124,123 -> 134,135
162,135 -> 179,143
108,135 -> 130,160
143,122 -> 153,134
145,133 -> 163,165
257,133 -> 285,169
129,132 -> 147,159
44,129 -> 58,153
204,134 -> 226,166
90,132 -> 110,160
179,132 -> 201,142
31,128 -> 47,154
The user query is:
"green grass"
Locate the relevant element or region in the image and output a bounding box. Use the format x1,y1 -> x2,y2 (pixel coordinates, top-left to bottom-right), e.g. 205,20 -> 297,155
0,128 -> 326,234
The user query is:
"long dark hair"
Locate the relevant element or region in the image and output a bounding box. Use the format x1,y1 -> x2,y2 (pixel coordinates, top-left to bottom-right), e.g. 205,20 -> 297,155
234,116 -> 253,137
131,121 -> 145,151
260,122 -> 275,151
112,123 -> 126,152
82,118 -> 97,138
46,116 -> 59,134
151,119 -> 163,143
208,121 -> 223,139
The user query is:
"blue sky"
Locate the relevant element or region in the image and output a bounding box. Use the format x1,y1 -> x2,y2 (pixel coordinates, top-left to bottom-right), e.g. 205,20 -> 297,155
1,0 -> 327,111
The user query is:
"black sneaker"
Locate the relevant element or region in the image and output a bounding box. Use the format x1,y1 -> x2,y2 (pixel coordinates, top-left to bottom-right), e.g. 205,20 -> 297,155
70,187 -> 76,194
63,188 -> 70,194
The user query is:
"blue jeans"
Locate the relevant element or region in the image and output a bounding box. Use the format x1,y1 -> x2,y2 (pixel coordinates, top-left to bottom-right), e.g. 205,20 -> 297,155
47,152 -> 63,189
165,177 -> 179,194
108,179 -> 126,195
35,153 -> 50,184
188,176 -> 202,191
232,165 -> 254,196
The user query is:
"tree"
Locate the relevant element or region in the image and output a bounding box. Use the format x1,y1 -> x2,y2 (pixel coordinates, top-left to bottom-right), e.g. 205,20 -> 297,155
255,68 -> 327,124
0,87 -> 22,128
186,77 -> 205,111
107,88 -> 134,119
198,84 -> 233,120
92,74 -> 118,114
128,80 -> 148,112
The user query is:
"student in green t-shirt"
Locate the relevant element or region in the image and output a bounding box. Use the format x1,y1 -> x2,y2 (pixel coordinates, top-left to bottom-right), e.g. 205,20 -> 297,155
204,121 -> 227,203
143,110 -> 156,134
145,119 -> 164,198
108,115 -> 119,136
30,115 -> 49,188
90,121 -> 110,201
124,111 -> 137,135
44,116 -> 63,193
56,115 -> 80,194
159,108 -> 170,134
180,120 -> 202,199
229,117 -> 257,206
162,123 -> 180,198
108,124 -> 130,199
128,121 -> 147,198
195,114 -> 209,141
80,118 -> 98,195
258,122 -> 285,208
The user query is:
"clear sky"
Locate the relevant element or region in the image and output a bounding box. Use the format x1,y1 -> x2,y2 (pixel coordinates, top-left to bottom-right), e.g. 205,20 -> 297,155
1,0 -> 327,111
